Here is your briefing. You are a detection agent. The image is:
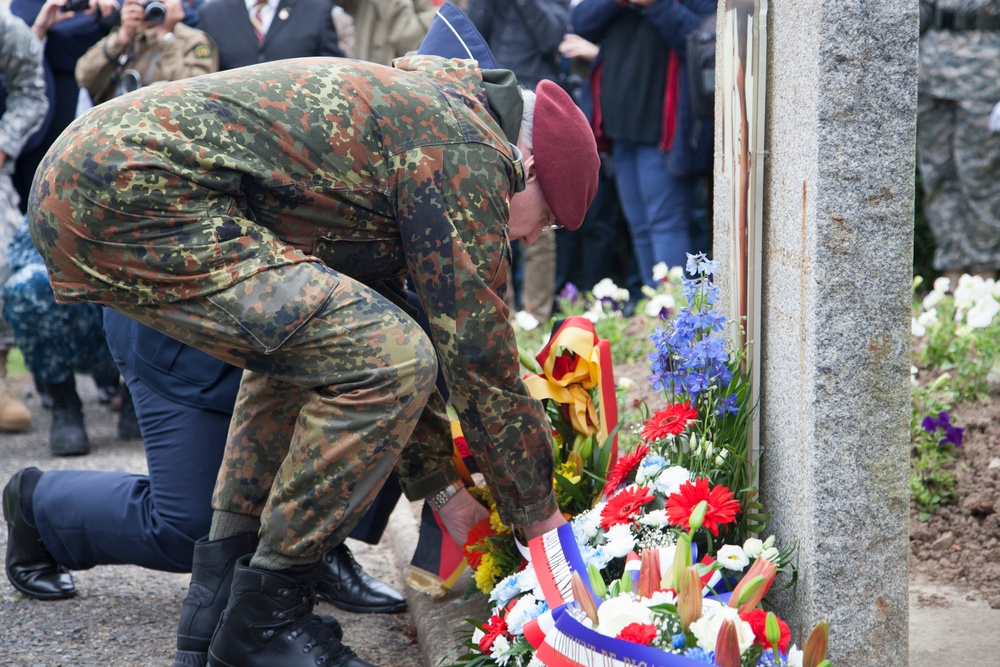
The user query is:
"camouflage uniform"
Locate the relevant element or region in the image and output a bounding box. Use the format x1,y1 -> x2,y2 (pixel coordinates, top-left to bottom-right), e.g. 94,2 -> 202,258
1,221 -> 119,385
0,7 -> 48,348
918,0 -> 1000,272
29,56 -> 558,562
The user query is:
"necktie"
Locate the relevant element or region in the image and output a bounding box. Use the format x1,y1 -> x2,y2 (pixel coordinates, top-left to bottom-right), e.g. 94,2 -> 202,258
250,0 -> 268,44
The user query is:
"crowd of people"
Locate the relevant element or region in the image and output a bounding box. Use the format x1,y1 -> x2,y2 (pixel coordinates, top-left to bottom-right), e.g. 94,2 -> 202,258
5,1 -> 993,666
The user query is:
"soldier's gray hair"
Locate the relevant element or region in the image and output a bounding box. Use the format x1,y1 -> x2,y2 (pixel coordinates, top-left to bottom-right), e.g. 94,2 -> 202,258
519,89 -> 536,151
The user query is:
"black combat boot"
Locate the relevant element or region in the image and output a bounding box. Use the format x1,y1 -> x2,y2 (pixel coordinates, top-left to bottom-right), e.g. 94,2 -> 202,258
173,533 -> 259,667
46,377 -> 88,457
173,534 -> 342,667
207,556 -> 374,667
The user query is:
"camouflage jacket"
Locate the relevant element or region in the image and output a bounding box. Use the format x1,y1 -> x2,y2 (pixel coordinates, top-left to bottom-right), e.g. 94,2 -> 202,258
920,0 -> 1000,100
32,54 -> 557,521
0,6 -> 48,172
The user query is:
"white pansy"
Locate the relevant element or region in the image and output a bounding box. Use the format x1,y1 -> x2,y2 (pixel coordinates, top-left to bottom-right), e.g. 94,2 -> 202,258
652,262 -> 669,282
689,605 -> 755,653
921,289 -> 944,310
911,317 -> 926,337
584,300 -> 604,322
645,293 -> 676,317
617,376 -> 634,389
514,310 -> 540,331
932,276 -> 951,294
717,544 -> 750,571
787,647 -> 804,667
668,266 -> 686,282
917,308 -> 938,329
954,274 -> 990,311
603,523 -> 637,558
596,595 -> 653,636
653,466 -> 691,497
592,278 -> 622,300
743,537 -> 764,558
967,296 -> 1000,329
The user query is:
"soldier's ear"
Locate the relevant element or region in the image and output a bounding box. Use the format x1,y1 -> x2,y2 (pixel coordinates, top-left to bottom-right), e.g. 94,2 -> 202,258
521,151 -> 537,184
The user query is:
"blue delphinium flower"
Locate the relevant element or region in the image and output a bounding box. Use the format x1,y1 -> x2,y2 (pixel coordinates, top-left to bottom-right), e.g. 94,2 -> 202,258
684,647 -> 715,663
716,394 -> 739,418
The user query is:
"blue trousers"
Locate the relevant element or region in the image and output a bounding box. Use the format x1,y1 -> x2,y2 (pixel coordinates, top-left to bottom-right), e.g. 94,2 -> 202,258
613,140 -> 697,286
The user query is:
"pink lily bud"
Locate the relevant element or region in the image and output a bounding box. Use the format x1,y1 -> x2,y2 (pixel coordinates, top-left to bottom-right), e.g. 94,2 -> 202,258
668,533 -> 693,592
678,565 -> 703,632
728,557 -> 777,614
571,571 -> 599,624
713,619 -> 741,667
803,619 -> 829,667
638,549 -> 661,598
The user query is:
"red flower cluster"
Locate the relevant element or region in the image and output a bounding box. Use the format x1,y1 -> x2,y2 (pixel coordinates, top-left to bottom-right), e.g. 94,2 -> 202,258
463,517 -> 496,570
600,485 -> 655,530
602,444 -> 650,498
665,478 -> 740,536
478,613 -> 508,653
641,402 -> 698,442
617,622 -> 658,645
741,609 -> 791,652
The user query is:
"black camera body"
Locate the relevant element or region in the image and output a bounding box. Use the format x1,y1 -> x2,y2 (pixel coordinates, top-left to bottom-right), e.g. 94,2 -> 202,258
61,0 -> 90,12
142,0 -> 167,23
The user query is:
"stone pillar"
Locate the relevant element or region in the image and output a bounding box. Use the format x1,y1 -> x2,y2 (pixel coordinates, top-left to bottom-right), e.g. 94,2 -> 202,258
714,2 -> 917,663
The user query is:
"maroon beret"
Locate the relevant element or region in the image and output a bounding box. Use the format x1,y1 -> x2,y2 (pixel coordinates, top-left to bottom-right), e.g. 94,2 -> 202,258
531,80 -> 600,231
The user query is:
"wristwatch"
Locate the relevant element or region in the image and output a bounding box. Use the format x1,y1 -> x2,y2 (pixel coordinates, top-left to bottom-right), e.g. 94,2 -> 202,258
426,480 -> 465,512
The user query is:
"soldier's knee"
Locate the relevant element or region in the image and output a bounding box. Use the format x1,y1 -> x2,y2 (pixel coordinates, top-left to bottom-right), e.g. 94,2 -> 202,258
409,329 -> 438,398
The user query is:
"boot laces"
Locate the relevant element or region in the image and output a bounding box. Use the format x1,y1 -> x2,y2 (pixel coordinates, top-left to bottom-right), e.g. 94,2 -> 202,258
268,583 -> 356,665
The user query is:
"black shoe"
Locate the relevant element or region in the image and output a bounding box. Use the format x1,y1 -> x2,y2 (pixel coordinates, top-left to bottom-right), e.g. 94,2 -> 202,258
207,556 -> 373,667
315,542 -> 408,613
47,378 -> 89,457
173,535 -> 342,667
3,469 -> 76,600
117,386 -> 142,441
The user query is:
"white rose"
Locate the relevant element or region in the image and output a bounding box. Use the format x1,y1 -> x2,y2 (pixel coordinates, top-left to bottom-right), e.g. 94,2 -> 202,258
689,605 -> 755,654
596,595 -> 653,636
717,544 -> 749,571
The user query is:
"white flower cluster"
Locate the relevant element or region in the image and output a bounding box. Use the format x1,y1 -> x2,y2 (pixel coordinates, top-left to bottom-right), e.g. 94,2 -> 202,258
913,274 -> 1000,336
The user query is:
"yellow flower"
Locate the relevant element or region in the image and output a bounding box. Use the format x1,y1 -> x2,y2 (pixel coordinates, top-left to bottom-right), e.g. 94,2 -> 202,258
489,511 -> 511,535
473,553 -> 500,593
555,461 -> 581,487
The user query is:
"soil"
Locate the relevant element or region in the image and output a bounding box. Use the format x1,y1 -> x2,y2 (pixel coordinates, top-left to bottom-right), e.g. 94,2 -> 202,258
610,316 -> 1000,610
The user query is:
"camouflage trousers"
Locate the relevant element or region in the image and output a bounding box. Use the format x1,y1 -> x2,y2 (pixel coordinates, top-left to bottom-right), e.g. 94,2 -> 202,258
917,93 -> 1000,272
112,262 -> 453,562
0,173 -> 23,348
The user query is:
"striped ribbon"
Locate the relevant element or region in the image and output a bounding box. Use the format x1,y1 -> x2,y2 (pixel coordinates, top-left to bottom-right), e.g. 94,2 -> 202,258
249,0 -> 267,44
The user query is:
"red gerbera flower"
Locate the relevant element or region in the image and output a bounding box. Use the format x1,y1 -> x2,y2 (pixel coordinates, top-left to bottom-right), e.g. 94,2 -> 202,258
478,613 -> 508,653
600,485 -> 655,530
741,609 -> 791,652
463,517 -> 496,570
602,444 -> 651,498
665,478 -> 740,536
641,401 -> 698,442
617,622 -> 658,645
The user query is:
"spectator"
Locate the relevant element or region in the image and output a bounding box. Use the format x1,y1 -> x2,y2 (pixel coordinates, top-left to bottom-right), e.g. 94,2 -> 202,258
0,6 -> 47,433
572,0 -> 715,287
917,0 -> 1000,283
333,0 -> 437,66
468,0 -> 571,322
196,0 -> 342,72
75,0 -> 218,106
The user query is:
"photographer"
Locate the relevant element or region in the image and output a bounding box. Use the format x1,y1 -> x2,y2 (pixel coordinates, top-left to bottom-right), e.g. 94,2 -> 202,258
75,0 -> 216,105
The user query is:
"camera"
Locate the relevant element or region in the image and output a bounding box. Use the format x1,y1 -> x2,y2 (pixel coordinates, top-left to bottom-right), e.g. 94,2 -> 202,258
61,0 -> 90,12
142,0 -> 167,23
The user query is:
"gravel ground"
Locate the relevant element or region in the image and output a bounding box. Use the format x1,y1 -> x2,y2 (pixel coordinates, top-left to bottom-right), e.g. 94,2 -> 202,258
0,374 -> 426,667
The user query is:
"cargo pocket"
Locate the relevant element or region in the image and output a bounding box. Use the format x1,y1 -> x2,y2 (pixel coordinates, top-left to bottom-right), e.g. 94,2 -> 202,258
204,262 -> 336,355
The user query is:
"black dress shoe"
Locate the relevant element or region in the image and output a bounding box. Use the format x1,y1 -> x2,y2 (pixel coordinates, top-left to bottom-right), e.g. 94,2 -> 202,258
3,469 -> 76,600
314,542 -> 407,614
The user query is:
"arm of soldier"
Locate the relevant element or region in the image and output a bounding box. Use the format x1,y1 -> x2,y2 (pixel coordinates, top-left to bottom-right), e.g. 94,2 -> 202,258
0,12 -> 48,165
156,30 -> 219,83
393,142 -> 560,532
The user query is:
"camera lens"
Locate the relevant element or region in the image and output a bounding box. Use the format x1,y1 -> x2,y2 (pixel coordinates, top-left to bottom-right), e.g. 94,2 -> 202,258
143,0 -> 167,23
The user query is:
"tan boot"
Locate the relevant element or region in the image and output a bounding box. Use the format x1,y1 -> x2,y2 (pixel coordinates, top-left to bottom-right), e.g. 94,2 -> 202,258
0,377 -> 32,432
